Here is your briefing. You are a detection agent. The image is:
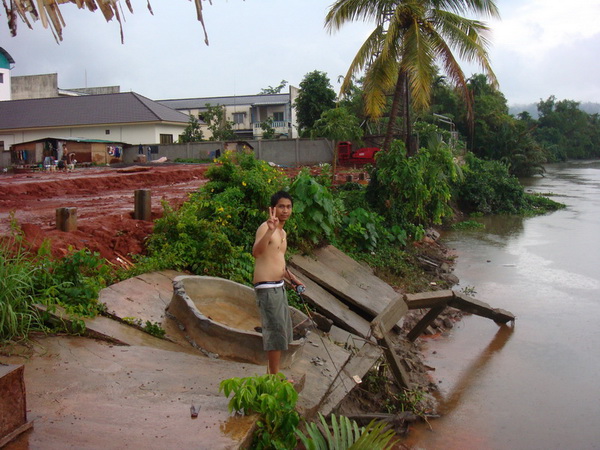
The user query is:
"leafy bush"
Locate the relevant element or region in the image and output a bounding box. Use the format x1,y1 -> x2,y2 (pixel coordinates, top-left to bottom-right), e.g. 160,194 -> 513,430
454,153 -> 529,214
146,151 -> 287,283
38,248 -> 113,317
288,169 -> 342,248
366,136 -> 458,238
220,374 -> 300,449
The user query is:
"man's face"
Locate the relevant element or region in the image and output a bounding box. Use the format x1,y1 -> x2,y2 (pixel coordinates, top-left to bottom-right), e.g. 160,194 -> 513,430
274,198 -> 293,222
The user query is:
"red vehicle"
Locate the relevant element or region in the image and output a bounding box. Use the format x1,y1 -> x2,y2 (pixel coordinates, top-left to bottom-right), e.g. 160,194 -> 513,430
337,141 -> 380,166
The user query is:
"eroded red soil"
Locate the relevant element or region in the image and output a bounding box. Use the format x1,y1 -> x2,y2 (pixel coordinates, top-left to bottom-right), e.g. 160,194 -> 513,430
0,163 -> 369,266
0,164 -> 210,265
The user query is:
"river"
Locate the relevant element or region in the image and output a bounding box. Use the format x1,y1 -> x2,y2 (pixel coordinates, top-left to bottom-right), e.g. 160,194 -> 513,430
405,160 -> 600,449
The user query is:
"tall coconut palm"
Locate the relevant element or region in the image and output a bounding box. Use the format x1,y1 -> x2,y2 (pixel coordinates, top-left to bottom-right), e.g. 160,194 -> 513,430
325,0 -> 500,154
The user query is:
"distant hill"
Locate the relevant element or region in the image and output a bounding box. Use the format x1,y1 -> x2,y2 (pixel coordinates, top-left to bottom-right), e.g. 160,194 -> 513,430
509,102 -> 600,119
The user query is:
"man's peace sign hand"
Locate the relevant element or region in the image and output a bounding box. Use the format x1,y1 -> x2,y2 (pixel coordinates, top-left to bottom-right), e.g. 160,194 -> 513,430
267,207 -> 279,231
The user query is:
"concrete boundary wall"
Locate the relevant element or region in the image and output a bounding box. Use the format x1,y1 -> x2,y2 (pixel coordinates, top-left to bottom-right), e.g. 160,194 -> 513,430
122,138 -> 333,167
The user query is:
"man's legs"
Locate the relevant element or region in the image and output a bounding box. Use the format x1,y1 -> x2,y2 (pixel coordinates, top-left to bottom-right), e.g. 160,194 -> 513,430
267,350 -> 281,375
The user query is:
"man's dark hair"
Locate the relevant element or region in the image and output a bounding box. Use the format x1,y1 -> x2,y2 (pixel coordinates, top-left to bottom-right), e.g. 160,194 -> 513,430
270,190 -> 293,207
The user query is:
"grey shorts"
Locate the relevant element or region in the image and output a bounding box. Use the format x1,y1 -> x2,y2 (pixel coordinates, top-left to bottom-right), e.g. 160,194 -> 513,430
255,285 -> 293,351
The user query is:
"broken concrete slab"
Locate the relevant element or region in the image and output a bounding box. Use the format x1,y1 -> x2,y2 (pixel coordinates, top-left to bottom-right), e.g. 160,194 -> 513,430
450,291 -> 515,324
315,341 -> 383,417
289,268 -> 373,339
290,245 -> 404,320
99,270 -> 185,324
36,303 -> 198,355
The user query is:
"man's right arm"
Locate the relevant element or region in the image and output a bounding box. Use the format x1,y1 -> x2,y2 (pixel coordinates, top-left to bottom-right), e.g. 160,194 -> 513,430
252,223 -> 274,258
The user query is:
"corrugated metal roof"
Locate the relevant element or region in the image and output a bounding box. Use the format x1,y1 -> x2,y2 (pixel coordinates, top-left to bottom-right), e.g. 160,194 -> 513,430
0,92 -> 190,131
16,137 -> 126,145
158,93 -> 289,110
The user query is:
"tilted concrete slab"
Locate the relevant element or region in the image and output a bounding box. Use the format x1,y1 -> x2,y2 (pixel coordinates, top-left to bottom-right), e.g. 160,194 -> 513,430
290,245 -> 405,320
289,268 -> 373,339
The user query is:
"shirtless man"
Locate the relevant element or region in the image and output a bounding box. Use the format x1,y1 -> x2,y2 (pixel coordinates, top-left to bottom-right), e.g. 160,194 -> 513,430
253,191 -> 304,375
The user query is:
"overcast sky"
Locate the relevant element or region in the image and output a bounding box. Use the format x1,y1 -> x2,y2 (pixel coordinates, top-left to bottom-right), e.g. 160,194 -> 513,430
1,0 -> 599,106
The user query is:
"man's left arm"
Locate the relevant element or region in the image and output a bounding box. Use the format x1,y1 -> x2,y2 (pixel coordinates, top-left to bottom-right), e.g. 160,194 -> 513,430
285,266 -> 305,293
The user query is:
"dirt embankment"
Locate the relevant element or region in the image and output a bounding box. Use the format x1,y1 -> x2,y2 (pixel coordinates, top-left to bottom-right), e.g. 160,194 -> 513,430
0,164 -> 210,263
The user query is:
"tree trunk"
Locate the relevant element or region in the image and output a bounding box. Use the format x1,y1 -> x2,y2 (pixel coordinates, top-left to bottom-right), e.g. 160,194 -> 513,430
331,140 -> 338,185
404,75 -> 416,156
382,68 -> 406,152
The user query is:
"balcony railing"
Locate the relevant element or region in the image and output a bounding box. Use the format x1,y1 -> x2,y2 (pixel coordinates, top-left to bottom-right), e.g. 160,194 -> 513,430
253,121 -> 287,130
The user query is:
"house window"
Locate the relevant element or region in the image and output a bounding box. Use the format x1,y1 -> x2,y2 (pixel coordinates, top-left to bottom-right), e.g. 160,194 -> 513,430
233,113 -> 245,124
105,129 -> 110,135
0,73 -> 3,83
273,112 -> 284,122
160,134 -> 174,144
0,141 -> 4,151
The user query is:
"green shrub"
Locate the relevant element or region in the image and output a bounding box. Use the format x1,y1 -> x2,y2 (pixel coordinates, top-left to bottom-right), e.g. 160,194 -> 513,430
0,234 -> 47,341
367,137 -> 459,230
455,153 -> 529,214
288,169 -> 342,248
220,374 -> 300,449
297,413 -> 399,450
38,248 -> 113,317
146,151 -> 287,284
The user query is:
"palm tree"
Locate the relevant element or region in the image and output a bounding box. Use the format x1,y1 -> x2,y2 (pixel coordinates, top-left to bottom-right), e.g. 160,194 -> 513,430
325,0 -> 500,155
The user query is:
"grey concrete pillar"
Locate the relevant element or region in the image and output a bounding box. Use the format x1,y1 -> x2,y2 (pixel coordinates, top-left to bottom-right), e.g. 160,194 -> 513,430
56,207 -> 77,232
134,189 -> 152,221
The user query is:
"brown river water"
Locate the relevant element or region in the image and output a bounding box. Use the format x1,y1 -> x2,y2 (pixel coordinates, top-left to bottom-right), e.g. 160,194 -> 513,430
406,160 -> 600,449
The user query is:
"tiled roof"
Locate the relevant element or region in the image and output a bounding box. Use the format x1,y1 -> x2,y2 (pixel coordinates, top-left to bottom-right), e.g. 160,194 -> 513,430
158,93 -> 290,110
0,92 -> 190,130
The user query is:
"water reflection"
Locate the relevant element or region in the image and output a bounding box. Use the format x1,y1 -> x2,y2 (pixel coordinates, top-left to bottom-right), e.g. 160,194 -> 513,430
435,324 -> 514,416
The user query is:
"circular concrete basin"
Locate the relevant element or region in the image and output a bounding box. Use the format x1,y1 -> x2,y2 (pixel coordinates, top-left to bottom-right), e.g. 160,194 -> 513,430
167,275 -> 308,367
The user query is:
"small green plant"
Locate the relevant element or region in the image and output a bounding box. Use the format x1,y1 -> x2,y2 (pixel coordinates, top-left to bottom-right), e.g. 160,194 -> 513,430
122,317 -> 166,338
219,373 -> 299,449
143,320 -> 166,338
461,285 -> 477,296
296,413 -> 399,450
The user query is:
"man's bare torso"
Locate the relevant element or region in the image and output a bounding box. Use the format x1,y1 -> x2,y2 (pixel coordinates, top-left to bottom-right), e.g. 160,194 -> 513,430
253,222 -> 287,283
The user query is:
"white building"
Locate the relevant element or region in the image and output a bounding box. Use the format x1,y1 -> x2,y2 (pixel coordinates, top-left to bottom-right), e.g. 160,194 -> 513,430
158,86 -> 299,140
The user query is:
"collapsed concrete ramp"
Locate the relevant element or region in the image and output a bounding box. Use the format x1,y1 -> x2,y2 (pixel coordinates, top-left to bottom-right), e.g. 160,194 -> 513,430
290,245 -> 406,326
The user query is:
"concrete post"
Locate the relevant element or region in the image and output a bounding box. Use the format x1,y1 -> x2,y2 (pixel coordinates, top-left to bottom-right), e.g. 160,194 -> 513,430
56,207 -> 77,232
134,189 -> 152,221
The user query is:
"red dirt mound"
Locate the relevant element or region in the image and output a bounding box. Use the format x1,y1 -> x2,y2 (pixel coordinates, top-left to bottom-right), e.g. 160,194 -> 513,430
0,164 -> 209,266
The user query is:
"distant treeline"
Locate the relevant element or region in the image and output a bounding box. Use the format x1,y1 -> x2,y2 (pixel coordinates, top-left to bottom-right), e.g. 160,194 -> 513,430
509,102 -> 600,119
422,75 -> 600,174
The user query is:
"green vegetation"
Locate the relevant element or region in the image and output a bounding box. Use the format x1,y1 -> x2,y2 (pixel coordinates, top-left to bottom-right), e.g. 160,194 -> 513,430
178,115 -> 204,143
295,70 -> 337,136
0,223 -> 117,343
173,157 -> 212,164
297,413 -> 399,450
326,0 -> 499,153
220,374 -> 300,449
219,374 -> 399,450
203,103 -> 236,142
